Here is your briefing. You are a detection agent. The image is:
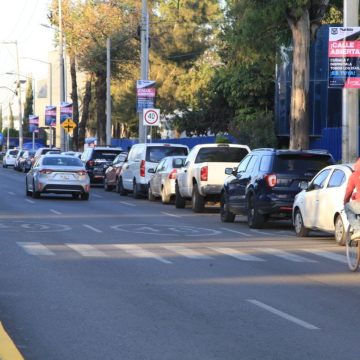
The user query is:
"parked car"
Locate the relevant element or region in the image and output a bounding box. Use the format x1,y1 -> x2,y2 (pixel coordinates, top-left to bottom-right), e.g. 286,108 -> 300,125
220,148 -> 336,228
33,147 -> 61,164
62,151 -> 82,158
81,146 -> 123,184
19,150 -> 36,173
175,143 -> 250,212
2,149 -> 19,168
292,163 -> 353,245
103,151 -> 128,191
26,154 -> 90,200
119,143 -> 189,198
148,155 -> 187,203
13,149 -> 26,171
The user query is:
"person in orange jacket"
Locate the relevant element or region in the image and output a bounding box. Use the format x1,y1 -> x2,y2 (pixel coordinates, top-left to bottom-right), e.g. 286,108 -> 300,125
344,158 -> 360,240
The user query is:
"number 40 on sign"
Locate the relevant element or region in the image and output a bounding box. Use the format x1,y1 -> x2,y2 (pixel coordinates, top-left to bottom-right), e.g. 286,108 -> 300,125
143,108 -> 160,127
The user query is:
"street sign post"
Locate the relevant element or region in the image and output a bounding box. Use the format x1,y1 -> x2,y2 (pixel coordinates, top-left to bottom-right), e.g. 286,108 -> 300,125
143,108 -> 160,126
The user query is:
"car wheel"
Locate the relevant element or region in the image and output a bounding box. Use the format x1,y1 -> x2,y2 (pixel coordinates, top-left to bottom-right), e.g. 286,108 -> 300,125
192,185 -> 205,213
81,193 -> 89,201
148,184 -> 156,201
293,209 -> 309,237
104,179 -> 113,192
115,178 -> 120,193
133,181 -> 141,199
118,178 -> 128,196
247,195 -> 264,229
334,214 -> 346,246
25,179 -> 31,197
161,186 -> 171,204
32,181 -> 40,199
220,192 -> 235,222
72,194 -> 80,199
175,183 -> 185,209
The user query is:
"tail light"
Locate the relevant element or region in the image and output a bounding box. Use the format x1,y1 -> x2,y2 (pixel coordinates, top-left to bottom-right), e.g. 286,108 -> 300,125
87,160 -> 95,168
77,170 -> 87,176
168,169 -> 177,179
40,169 -> 53,175
200,166 -> 208,181
265,174 -> 277,187
140,160 -> 145,177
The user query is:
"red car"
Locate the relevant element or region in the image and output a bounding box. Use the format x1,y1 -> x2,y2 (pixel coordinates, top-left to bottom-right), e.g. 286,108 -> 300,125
104,152 -> 128,192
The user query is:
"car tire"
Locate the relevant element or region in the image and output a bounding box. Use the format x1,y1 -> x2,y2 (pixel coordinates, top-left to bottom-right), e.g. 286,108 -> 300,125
334,214 -> 346,246
25,179 -> 31,197
247,195 -> 264,228
293,209 -> 309,237
133,181 -> 141,199
32,181 -> 40,199
192,185 -> 205,213
115,178 -> 120,193
72,194 -> 80,199
220,192 -> 235,222
104,180 -> 113,192
81,193 -> 89,201
175,183 -> 186,209
148,185 -> 156,201
161,186 -> 171,204
118,178 -> 128,196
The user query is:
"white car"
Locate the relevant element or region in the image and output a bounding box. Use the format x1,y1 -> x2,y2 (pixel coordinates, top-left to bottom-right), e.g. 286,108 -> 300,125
2,149 -> 19,168
292,163 -> 353,245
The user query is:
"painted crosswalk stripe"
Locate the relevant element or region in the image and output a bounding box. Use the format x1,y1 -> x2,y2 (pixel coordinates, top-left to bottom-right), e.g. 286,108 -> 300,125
219,227 -> 251,237
209,247 -> 264,261
18,242 -> 55,256
261,248 -> 317,263
301,249 -> 347,264
163,245 -> 212,259
66,244 -> 107,257
114,244 -> 172,264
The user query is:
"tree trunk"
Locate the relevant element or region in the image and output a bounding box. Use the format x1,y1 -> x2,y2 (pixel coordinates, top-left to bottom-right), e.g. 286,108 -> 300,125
95,73 -> 106,146
78,79 -> 92,151
70,56 -> 79,151
287,10 -> 310,150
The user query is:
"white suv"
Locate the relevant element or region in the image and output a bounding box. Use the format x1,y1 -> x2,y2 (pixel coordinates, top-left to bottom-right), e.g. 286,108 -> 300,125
2,149 -> 19,168
119,143 -> 189,198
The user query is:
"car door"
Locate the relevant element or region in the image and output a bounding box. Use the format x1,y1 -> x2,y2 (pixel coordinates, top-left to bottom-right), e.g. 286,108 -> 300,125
122,146 -> 141,190
152,159 -> 166,196
106,155 -> 120,185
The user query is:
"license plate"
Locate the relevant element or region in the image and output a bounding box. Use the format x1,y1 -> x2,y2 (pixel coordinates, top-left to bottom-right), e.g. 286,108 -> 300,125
60,175 -> 71,180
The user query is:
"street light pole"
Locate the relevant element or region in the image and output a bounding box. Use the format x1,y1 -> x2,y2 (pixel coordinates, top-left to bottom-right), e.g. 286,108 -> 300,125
59,0 -> 66,151
106,37 -> 111,146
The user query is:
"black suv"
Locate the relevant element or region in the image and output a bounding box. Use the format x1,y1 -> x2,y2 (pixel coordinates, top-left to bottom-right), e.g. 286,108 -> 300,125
220,148 -> 335,228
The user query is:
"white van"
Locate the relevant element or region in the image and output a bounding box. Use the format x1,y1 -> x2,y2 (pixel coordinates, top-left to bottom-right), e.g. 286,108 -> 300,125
119,143 -> 189,198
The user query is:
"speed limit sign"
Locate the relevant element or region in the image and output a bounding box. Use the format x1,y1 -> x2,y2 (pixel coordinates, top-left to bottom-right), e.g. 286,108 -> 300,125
143,108 -> 160,126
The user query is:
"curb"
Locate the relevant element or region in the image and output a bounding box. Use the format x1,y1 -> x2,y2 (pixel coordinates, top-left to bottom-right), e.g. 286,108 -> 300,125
0,322 -> 24,360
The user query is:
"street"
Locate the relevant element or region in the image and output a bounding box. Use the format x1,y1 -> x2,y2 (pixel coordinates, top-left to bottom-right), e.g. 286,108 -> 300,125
0,166 -> 359,360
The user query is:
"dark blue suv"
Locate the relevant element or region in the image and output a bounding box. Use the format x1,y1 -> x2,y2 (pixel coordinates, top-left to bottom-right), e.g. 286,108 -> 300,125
220,148 -> 335,228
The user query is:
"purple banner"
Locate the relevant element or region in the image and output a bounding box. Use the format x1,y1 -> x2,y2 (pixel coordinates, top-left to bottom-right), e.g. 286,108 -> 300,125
45,105 -> 56,127
60,102 -> 73,124
29,115 -> 39,133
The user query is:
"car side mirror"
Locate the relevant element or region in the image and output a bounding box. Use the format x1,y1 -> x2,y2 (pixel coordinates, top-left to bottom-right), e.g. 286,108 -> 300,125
299,181 -> 309,190
148,168 -> 155,174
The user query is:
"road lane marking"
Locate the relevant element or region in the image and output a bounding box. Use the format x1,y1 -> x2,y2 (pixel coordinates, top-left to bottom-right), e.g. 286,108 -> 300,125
163,245 -> 212,259
25,199 -> 35,204
301,249 -> 347,264
82,224 -> 102,233
8,191 -> 15,196
249,229 -> 272,236
119,201 -> 136,206
92,194 -> 103,198
161,212 -> 181,218
18,242 -> 55,256
219,227 -> 251,237
261,248 -> 317,263
247,299 -> 319,330
209,247 -> 264,261
0,322 -> 24,360
114,244 -> 172,264
50,209 -> 62,215
66,244 -> 107,257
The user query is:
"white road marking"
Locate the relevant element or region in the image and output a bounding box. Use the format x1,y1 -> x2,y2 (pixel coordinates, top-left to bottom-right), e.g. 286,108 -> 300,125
219,227 -> 251,237
161,212 -> 181,218
119,201 -> 136,207
261,248 -> 317,263
301,249 -> 347,264
66,244 -> 107,257
18,242 -> 55,256
114,244 -> 172,264
50,209 -> 62,215
92,194 -> 103,198
8,191 -> 15,195
209,247 -> 264,261
249,229 -> 272,236
82,224 -> 103,233
247,299 -> 319,330
25,199 -> 35,204
164,245 -> 212,259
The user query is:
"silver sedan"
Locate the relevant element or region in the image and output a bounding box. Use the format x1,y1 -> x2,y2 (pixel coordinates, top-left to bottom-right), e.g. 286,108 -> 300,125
26,154 -> 90,200
148,156 -> 187,203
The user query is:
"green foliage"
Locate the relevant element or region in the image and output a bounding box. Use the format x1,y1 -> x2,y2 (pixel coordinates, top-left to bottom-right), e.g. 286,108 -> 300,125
23,78 -> 34,138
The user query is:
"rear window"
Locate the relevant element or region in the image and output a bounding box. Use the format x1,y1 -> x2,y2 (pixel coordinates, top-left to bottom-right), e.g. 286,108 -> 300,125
42,157 -> 83,167
42,149 -> 60,155
146,146 -> 188,163
172,157 -> 186,168
273,154 -> 334,174
195,147 -> 249,163
92,150 -> 122,161
9,150 -> 18,156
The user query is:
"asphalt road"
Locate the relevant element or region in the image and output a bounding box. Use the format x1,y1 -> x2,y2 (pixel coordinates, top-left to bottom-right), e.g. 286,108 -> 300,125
0,166 -> 359,360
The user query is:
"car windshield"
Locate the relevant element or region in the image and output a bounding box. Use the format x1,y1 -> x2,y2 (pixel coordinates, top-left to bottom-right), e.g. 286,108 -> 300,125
273,154 -> 334,173
146,146 -> 188,163
8,150 -> 18,156
42,157 -> 83,167
195,147 -> 249,163
93,150 -> 122,161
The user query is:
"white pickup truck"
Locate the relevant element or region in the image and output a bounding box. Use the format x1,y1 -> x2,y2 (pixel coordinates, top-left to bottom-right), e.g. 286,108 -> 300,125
175,143 -> 250,212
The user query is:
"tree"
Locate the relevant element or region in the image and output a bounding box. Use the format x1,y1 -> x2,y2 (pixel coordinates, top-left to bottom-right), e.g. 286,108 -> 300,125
9,103 -> 14,130
22,78 -> 34,138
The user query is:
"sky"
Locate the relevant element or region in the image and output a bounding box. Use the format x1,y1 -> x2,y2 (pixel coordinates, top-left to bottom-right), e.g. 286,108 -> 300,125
0,0 -> 54,116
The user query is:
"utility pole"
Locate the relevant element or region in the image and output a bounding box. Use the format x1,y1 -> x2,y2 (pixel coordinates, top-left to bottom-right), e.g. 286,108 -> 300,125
106,37 -> 111,146
139,0 -> 149,144
342,0 -> 359,163
59,0 -> 66,151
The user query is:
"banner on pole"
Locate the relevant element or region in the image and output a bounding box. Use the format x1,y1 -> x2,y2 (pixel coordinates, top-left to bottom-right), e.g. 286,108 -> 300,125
29,115 -> 39,133
136,80 -> 156,112
45,105 -> 57,127
60,102 -> 73,124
